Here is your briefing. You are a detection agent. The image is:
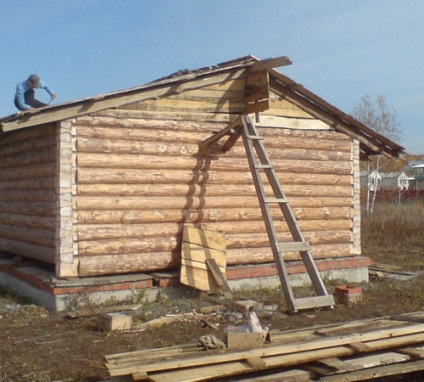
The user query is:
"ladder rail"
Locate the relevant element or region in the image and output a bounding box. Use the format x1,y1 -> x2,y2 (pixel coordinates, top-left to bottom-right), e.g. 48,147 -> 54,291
241,118 -> 297,310
241,114 -> 334,313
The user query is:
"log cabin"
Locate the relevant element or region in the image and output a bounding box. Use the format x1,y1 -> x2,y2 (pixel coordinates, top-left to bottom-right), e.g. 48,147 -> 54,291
0,55 -> 404,309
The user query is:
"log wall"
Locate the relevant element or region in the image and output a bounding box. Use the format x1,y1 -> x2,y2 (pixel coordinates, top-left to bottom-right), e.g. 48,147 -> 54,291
69,82 -> 357,277
0,124 -> 57,263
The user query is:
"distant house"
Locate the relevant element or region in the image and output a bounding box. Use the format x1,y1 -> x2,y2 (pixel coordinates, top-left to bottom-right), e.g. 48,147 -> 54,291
380,171 -> 409,191
410,163 -> 424,190
360,170 -> 382,191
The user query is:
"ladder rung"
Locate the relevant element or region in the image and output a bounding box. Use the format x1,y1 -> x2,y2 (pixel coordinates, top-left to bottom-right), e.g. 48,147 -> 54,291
277,242 -> 310,253
246,135 -> 264,140
264,197 -> 288,204
255,164 -> 273,169
292,295 -> 335,311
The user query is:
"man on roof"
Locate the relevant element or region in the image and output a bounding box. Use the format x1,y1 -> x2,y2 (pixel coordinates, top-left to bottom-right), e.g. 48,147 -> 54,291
14,74 -> 57,111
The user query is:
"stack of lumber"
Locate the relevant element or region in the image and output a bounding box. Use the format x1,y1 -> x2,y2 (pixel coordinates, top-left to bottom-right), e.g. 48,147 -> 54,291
104,312 -> 424,381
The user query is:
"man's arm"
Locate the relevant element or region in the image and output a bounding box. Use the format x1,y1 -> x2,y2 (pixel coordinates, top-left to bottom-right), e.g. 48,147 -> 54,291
40,80 -> 56,100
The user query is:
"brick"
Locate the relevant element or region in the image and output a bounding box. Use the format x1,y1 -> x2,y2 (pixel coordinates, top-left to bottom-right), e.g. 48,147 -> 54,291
334,285 -> 363,305
98,313 -> 133,331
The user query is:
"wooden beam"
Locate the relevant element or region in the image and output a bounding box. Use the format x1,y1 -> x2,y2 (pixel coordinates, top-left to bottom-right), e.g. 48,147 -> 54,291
249,56 -> 292,71
206,258 -> 233,300
198,116 -> 242,154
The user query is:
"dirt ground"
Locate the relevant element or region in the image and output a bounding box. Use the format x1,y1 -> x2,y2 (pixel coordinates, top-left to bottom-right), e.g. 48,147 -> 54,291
1,270 -> 424,382
2,200 -> 424,382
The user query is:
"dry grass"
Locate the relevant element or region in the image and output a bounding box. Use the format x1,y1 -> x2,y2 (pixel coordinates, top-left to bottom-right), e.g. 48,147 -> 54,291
361,202 -> 424,269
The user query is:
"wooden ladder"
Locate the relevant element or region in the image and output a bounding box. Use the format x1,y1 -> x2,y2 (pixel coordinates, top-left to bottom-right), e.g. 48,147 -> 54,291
240,114 -> 334,313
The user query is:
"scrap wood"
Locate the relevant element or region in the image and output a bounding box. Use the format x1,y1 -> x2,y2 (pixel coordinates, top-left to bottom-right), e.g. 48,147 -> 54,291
318,358 -> 424,382
115,338 -> 420,382
138,316 -> 178,329
205,258 -> 233,300
105,322 -> 424,378
232,369 -> 313,382
314,318 -> 406,337
391,311 -> 424,323
66,304 -> 142,318
200,318 -> 219,331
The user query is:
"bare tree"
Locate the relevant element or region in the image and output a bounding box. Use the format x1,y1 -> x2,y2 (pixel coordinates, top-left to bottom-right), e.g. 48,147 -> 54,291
352,95 -> 402,214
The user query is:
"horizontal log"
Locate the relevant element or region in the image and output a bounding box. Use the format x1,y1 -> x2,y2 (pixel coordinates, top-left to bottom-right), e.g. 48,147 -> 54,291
0,134 -> 56,157
0,213 -> 55,229
77,135 -> 351,158
0,189 -> 56,203
76,182 -> 353,199
0,237 -> 54,263
227,244 -> 353,264
0,163 -> 56,181
0,124 -> 55,146
0,201 -> 55,216
75,198 -> 352,223
225,231 -> 352,250
76,168 -> 352,190
77,115 -> 351,142
76,123 -> 351,159
77,137 -> 200,157
0,178 -> 55,191
76,124 -> 217,144
0,146 -> 56,169
0,224 -> 55,247
75,220 -> 351,241
76,230 -> 351,256
75,193 -> 352,211
75,206 -> 352,224
76,139 -> 352,174
76,244 -> 355,276
77,151 -> 351,170
77,252 -> 181,276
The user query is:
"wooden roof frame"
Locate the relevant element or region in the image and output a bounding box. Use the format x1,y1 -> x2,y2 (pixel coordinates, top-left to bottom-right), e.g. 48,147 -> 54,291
0,54 -> 404,158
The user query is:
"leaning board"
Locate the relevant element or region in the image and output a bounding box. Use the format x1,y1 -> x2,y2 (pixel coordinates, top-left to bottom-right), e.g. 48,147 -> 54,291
180,226 -> 227,294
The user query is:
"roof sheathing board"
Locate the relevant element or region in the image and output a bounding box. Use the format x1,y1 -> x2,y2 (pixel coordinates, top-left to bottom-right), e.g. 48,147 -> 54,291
0,61 -> 254,133
268,69 -> 404,158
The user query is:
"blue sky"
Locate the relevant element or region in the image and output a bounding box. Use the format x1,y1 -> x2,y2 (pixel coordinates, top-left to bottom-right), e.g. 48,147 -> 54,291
2,0 -> 423,154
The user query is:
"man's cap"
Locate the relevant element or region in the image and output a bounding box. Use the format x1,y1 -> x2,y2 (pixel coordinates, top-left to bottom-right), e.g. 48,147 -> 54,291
28,74 -> 41,87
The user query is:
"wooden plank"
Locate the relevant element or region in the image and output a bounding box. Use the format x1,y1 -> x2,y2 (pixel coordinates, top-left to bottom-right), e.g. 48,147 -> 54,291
234,369 -> 312,382
245,357 -> 266,370
181,243 -> 226,268
318,359 -> 424,382
67,304 -> 142,319
180,263 -> 221,295
277,242 -> 310,253
1,68 -> 248,132
314,319 -> 406,337
180,226 -> 227,295
181,258 -> 225,273
349,342 -> 372,352
105,324 -> 424,376
206,258 -> 233,300
182,226 -> 226,251
318,357 -> 351,372
397,346 -> 424,358
198,117 -> 242,154
249,56 -> 292,71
